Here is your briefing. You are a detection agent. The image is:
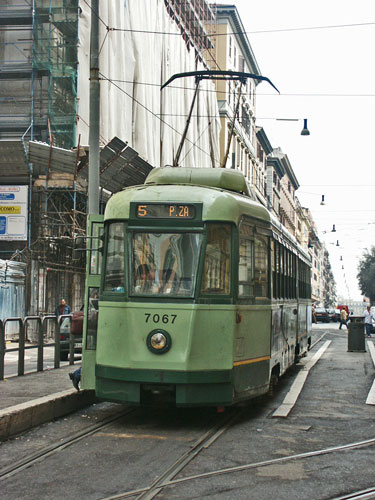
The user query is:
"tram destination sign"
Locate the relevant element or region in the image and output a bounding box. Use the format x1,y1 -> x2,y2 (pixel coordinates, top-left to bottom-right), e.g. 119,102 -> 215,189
135,203 -> 196,219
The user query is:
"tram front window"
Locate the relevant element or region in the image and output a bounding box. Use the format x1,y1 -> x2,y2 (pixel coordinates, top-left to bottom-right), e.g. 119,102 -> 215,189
131,232 -> 202,297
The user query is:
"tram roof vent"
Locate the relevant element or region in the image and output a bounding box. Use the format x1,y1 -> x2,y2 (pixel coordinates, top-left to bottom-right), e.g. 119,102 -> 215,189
145,167 -> 256,199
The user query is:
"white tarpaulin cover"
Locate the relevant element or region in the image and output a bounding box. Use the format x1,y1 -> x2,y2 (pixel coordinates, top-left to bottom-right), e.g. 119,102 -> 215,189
77,0 -> 220,169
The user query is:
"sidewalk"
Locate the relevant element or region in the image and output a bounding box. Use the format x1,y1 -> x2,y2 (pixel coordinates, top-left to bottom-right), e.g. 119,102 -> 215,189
0,364 -> 96,440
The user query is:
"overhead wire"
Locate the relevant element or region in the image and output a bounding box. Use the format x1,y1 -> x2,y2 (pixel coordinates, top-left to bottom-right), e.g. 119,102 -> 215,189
108,21 -> 375,37
99,78 -> 375,99
99,72 -> 218,165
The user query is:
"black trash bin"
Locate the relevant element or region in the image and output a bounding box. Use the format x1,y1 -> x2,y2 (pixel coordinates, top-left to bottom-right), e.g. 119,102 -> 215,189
347,316 -> 366,352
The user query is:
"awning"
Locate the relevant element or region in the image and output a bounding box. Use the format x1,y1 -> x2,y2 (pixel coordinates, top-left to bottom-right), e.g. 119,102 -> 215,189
28,137 -> 154,193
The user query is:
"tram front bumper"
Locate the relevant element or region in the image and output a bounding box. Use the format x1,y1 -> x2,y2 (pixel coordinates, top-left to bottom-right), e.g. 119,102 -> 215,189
95,364 -> 233,406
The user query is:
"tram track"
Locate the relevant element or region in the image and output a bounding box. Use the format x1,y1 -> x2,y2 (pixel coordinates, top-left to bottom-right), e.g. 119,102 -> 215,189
98,407 -> 244,500
0,407 -> 137,481
98,434 -> 375,500
330,488 -> 375,500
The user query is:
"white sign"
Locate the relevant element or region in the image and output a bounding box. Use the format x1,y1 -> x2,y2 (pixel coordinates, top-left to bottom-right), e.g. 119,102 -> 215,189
0,185 -> 28,241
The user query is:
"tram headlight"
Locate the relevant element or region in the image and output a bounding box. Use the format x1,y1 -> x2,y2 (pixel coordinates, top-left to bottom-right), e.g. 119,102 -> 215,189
146,329 -> 172,354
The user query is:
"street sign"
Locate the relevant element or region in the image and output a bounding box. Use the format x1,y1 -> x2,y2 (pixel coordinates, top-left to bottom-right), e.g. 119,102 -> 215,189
0,186 -> 28,241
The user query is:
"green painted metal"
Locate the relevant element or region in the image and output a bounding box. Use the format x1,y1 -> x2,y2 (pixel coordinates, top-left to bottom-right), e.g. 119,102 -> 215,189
82,170 -> 311,406
105,183 -> 270,226
95,364 -> 232,384
81,215 -> 103,391
145,167 -> 250,195
95,303 -> 235,373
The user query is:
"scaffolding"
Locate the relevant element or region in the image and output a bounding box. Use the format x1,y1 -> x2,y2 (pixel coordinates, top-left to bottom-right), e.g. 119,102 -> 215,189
33,0 -> 79,149
0,0 -> 79,148
30,172 -> 87,314
164,0 -> 217,64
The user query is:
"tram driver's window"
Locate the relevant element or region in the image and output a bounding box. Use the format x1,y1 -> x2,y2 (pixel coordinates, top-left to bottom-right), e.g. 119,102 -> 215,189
103,222 -> 125,292
201,224 -> 231,295
238,223 -> 254,297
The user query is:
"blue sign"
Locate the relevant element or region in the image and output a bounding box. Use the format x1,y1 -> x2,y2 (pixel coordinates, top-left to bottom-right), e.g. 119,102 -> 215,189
0,194 -> 15,200
0,216 -> 6,235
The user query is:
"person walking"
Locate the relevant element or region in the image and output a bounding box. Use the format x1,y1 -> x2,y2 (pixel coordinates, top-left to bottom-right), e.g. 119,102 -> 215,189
55,298 -> 71,317
363,305 -> 374,338
312,304 -> 317,324
339,308 -> 348,329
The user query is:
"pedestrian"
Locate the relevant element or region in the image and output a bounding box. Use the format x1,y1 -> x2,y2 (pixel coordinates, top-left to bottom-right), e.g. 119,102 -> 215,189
55,298 -> 71,317
69,367 -> 81,391
363,305 -> 374,338
339,308 -> 348,329
312,304 -> 317,324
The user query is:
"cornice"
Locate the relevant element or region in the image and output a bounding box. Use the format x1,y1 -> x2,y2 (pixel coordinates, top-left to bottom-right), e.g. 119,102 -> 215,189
215,4 -> 261,77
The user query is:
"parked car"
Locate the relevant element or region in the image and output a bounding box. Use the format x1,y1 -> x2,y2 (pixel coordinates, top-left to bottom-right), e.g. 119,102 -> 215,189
326,309 -> 337,322
315,307 -> 330,323
59,311 -> 83,361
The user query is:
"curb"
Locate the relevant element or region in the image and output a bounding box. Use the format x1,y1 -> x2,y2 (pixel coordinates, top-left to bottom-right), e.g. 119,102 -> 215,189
0,389 -> 97,440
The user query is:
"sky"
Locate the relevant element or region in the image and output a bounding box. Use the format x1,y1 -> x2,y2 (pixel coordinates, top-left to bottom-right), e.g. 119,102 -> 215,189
231,0 -> 375,302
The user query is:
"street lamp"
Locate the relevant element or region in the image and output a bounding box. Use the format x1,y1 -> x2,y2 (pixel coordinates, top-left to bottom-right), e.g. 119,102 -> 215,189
300,118 -> 310,136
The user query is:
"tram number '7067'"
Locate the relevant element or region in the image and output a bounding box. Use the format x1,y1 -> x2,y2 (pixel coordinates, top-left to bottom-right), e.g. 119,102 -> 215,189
145,313 -> 177,324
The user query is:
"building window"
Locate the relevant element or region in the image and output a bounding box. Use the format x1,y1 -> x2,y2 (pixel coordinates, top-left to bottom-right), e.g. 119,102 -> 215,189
233,46 -> 237,68
229,36 -> 232,58
238,55 -> 245,73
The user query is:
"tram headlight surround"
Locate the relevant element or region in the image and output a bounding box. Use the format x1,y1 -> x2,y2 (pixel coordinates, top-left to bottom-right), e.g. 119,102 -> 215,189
146,329 -> 172,354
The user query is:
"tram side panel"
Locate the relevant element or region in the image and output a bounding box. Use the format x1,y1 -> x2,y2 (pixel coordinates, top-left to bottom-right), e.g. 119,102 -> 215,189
270,303 -> 307,377
233,306 -> 271,400
94,302 -> 235,406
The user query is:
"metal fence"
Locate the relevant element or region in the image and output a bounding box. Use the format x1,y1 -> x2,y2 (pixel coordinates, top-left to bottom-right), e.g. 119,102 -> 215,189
0,314 -> 80,380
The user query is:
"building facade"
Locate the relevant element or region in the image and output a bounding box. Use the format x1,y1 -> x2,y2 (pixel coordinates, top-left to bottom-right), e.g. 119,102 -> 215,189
211,5 -> 260,183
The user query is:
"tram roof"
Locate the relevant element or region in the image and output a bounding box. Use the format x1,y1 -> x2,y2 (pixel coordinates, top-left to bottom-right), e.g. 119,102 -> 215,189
105,170 -> 270,224
145,167 -> 253,197
104,169 -> 311,264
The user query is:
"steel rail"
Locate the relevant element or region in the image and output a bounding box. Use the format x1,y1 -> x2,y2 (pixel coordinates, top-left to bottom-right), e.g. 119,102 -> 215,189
330,488 -> 375,500
0,408 -> 136,481
98,408 -> 244,500
163,436 -> 375,489
99,435 -> 375,500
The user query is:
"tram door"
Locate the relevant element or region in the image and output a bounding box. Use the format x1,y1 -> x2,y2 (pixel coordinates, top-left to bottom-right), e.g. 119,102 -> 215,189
81,215 -> 104,390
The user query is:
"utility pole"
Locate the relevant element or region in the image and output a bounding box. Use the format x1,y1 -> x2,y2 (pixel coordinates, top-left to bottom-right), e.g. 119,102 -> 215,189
88,0 -> 100,214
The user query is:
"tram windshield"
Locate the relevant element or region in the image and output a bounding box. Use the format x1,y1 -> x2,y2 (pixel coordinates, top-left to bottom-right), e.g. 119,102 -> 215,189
131,232 -> 203,297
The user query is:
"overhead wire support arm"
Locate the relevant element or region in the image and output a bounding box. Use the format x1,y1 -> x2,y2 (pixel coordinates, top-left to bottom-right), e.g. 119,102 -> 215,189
161,71 -> 279,168
161,70 -> 280,94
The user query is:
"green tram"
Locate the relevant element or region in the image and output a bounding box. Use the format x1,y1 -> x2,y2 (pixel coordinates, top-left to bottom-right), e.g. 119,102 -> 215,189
81,168 -> 312,407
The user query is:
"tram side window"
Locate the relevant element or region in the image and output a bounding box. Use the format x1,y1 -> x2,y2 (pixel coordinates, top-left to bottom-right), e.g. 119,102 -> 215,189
273,240 -> 280,299
298,260 -> 311,299
201,224 -> 231,295
238,223 -> 254,297
254,234 -> 269,297
103,222 -> 125,292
